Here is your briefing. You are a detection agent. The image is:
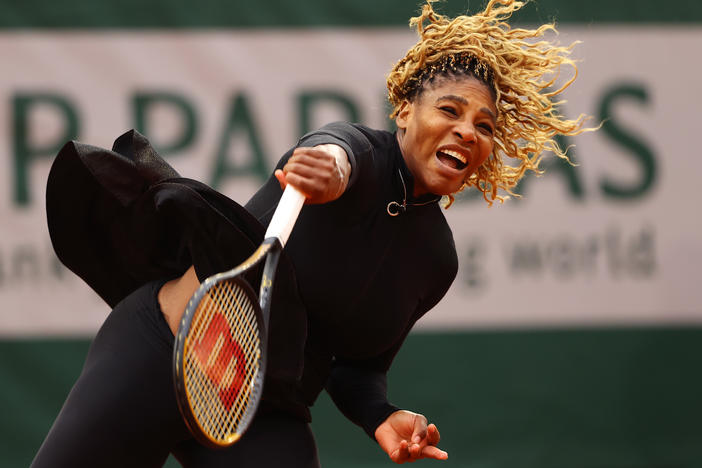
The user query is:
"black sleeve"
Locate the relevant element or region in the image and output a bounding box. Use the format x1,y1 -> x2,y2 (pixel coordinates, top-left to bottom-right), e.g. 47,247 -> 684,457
324,267 -> 457,440
323,316 -> 419,441
325,361 -> 400,440
295,121 -> 376,194
246,121 -> 382,223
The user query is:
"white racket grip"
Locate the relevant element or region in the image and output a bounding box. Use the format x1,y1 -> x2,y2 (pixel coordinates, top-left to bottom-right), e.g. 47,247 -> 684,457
264,185 -> 306,246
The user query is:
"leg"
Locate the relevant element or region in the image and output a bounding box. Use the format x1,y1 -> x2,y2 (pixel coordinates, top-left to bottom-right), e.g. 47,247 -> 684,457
31,280 -> 191,468
172,409 -> 320,468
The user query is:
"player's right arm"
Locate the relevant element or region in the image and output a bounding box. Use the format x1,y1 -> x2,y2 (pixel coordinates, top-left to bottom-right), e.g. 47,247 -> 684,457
274,144 -> 351,205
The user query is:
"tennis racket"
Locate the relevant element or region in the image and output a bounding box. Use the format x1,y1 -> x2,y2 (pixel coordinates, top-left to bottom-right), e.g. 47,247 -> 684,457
173,185 -> 305,448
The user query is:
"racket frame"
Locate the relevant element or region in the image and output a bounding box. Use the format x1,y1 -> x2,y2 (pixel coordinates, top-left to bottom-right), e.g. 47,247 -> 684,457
173,185 -> 304,448
173,237 -> 282,449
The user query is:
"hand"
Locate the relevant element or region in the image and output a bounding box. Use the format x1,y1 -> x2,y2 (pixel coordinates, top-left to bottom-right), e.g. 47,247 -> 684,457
274,144 -> 351,204
375,410 -> 448,464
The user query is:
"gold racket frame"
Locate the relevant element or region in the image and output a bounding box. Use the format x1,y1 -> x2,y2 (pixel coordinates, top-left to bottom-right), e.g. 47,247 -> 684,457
173,275 -> 266,448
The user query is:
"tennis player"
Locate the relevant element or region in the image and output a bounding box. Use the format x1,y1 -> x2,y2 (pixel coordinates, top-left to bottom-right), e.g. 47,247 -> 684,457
32,1 -> 589,466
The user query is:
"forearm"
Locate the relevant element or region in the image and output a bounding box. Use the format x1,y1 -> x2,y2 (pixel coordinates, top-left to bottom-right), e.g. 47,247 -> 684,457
325,362 -> 399,440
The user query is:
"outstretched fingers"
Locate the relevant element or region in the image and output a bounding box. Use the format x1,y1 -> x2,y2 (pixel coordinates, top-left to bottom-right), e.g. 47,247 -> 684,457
422,445 -> 449,460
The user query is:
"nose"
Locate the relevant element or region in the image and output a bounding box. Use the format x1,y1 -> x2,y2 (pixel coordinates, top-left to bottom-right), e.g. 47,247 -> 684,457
454,122 -> 476,144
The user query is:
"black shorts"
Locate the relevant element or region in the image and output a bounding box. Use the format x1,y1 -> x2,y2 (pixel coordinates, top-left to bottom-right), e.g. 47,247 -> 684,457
31,280 -> 319,468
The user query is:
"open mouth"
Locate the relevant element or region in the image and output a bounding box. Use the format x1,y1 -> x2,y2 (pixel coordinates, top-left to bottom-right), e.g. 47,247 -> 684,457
436,149 -> 468,171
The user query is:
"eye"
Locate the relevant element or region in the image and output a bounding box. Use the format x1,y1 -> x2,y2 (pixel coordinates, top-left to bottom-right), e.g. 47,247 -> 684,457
477,122 -> 494,135
438,106 -> 458,116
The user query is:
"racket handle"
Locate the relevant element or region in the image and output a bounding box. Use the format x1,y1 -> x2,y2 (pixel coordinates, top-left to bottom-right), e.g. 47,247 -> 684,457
264,185 -> 306,246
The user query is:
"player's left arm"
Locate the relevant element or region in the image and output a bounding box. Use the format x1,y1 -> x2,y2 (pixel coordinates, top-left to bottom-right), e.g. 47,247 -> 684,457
327,276 -> 456,463
325,361 -> 448,464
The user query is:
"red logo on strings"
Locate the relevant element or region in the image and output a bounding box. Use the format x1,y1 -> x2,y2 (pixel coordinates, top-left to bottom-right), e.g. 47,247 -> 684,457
194,313 -> 247,411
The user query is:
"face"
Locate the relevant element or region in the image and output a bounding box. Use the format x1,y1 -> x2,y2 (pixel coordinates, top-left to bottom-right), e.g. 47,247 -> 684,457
395,75 -> 497,197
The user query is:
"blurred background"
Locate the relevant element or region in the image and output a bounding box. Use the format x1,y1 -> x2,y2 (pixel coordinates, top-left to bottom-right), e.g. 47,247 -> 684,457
1,0 -> 701,466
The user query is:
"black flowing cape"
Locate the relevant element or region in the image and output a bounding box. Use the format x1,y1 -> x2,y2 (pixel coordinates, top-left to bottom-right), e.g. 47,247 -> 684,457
46,130 -> 307,401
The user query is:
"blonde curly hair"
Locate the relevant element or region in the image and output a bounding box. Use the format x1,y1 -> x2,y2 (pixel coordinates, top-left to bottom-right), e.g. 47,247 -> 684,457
387,0 -> 591,205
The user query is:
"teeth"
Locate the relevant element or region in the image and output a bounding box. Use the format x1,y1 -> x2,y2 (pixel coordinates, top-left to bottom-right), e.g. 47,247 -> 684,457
441,149 -> 467,164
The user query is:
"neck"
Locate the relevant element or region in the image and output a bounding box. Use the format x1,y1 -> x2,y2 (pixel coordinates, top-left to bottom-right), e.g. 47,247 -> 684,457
395,129 -> 425,198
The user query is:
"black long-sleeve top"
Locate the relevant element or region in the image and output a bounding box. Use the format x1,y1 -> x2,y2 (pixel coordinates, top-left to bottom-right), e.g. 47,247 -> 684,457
246,122 -> 459,436
46,122 -> 458,440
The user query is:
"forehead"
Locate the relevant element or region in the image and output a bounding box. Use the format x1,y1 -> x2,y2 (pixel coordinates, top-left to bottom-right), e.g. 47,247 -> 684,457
418,75 -> 496,111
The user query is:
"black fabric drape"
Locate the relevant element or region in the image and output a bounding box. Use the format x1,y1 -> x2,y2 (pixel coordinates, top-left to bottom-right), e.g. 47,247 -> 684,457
46,130 -> 307,397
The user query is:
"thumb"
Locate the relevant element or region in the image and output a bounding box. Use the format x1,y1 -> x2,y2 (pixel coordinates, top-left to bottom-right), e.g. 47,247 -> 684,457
274,169 -> 287,191
411,414 -> 428,445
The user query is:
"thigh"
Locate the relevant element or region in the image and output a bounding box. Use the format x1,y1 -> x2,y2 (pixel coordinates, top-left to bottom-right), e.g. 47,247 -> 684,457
172,410 -> 320,468
31,281 -> 191,468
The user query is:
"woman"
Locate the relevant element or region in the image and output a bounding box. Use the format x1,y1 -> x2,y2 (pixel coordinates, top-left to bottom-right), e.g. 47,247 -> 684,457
32,0 -> 588,466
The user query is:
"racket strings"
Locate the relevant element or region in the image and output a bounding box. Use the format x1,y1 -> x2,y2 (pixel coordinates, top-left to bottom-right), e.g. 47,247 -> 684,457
183,280 -> 262,444
218,284 -> 259,430
187,284 -> 258,441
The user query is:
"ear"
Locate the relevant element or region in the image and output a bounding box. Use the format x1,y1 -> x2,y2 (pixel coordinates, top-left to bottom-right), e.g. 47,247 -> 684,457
395,100 -> 413,130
